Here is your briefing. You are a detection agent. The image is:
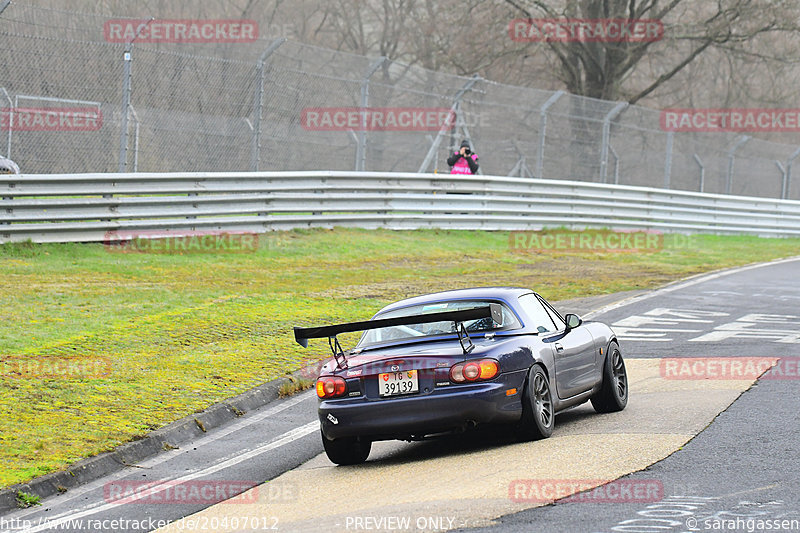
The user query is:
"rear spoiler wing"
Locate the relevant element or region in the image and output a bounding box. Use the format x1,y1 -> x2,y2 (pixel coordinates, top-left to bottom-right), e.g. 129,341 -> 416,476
293,304 -> 503,368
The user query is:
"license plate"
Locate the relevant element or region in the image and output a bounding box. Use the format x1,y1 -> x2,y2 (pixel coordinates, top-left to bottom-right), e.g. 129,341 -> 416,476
378,370 -> 419,397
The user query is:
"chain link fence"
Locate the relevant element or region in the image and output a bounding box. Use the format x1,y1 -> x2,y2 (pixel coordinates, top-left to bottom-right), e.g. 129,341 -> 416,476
2,3 -> 800,199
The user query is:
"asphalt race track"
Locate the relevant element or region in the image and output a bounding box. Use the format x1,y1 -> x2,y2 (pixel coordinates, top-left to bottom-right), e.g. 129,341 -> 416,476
2,257 -> 798,533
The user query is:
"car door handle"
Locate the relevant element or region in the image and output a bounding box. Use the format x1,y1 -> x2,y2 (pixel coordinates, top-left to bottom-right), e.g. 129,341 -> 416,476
555,343 -> 564,352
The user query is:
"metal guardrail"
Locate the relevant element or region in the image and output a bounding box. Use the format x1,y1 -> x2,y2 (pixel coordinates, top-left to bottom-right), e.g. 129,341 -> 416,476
2,171 -> 800,243
2,4 -> 800,202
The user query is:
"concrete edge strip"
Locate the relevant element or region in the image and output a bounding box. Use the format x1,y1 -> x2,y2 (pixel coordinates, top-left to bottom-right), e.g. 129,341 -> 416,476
3,255 -> 798,514
0,375 -> 295,514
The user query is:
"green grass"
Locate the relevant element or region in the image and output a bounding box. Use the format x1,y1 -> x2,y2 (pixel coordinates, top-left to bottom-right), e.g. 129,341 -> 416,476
15,491 -> 41,508
1,228 -> 799,488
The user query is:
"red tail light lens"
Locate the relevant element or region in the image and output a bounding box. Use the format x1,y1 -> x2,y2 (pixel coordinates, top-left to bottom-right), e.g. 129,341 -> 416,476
450,359 -> 500,383
316,376 -> 347,398
463,362 -> 480,381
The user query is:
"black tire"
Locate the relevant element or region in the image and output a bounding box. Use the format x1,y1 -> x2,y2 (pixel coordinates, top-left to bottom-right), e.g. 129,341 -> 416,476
518,365 -> 554,440
321,432 -> 371,465
591,342 -> 628,413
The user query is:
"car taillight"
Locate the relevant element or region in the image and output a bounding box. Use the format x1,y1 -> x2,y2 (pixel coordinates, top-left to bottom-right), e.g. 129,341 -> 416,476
479,359 -> 499,379
316,376 -> 347,399
463,362 -> 480,380
450,359 -> 499,383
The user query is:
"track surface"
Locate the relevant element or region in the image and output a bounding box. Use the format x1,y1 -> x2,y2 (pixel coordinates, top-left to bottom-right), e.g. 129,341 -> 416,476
465,372 -> 800,533
1,257 -> 798,533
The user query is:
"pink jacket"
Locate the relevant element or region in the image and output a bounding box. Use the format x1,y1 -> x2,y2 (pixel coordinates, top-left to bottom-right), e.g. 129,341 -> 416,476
450,152 -> 478,175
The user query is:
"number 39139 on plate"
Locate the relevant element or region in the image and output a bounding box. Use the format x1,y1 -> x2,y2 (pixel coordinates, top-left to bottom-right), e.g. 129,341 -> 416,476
378,370 -> 419,397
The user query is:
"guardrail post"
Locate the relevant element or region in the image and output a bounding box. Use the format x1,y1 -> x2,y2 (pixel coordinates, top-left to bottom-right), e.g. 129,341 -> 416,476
0,87 -> 12,158
600,102 -> 628,183
784,147 -> 800,200
418,75 -> 480,173
535,90 -> 564,179
693,153 -> 705,193
663,131 -> 674,189
355,57 -> 387,172
251,37 -> 286,172
725,135 -> 750,195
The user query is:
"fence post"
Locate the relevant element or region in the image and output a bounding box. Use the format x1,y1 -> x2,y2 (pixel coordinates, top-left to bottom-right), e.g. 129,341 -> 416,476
1,88 -> 11,158
509,140 -> 532,178
118,45 -> 134,173
664,131 -> 674,189
118,19 -> 152,173
418,75 -> 480,173
129,105 -> 140,172
251,37 -> 287,172
725,135 -> 750,195
354,57 -> 387,172
600,102 -> 628,183
781,148 -> 800,200
0,0 -> 10,156
784,147 -> 800,200
693,153 -> 705,193
535,90 -> 564,179
775,161 -> 786,200
609,145 -> 619,184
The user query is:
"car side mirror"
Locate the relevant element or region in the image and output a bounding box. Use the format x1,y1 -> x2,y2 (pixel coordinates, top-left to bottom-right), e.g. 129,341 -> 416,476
564,313 -> 582,331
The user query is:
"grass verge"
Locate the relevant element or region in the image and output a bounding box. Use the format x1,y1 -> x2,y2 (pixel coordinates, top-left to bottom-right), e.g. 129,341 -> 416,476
1,228 -> 799,487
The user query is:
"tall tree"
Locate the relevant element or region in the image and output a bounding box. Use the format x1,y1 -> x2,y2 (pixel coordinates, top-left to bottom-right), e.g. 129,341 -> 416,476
503,0 -> 800,103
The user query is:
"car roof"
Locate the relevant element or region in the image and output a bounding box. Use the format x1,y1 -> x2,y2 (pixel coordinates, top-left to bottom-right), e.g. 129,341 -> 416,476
376,287 -> 533,315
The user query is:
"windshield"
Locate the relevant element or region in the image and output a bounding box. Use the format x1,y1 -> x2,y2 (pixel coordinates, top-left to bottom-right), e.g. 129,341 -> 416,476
357,299 -> 521,347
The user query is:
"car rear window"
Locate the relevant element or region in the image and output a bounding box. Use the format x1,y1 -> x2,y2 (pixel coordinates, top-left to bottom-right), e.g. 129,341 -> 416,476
358,300 -> 521,346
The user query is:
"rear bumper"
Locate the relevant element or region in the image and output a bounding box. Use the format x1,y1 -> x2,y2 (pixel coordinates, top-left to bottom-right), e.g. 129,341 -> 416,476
319,370 -> 526,440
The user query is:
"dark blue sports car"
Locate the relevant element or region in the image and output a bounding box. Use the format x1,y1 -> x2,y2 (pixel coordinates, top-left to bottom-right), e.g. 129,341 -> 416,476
294,287 -> 628,465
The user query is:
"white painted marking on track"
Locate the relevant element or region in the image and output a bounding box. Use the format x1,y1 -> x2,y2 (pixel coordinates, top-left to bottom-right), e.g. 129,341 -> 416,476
738,313 -> 800,324
612,327 -> 702,342
583,256 -> 800,320
688,313 -> 800,344
611,308 -> 728,341
689,323 -> 800,343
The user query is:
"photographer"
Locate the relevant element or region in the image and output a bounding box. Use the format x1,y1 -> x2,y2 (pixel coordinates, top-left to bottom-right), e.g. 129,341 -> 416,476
447,139 -> 479,175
